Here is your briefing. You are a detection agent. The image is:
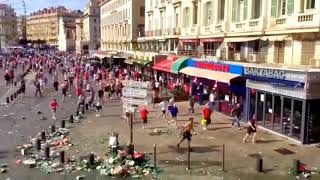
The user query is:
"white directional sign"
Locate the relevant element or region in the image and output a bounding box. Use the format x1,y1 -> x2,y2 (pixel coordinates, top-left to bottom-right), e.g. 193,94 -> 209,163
122,88 -> 150,98
122,97 -> 152,106
122,80 -> 151,89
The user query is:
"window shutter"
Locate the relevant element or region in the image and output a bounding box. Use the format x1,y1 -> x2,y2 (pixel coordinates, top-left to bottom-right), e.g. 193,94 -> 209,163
232,0 -> 238,22
243,0 -> 248,20
287,0 -> 294,15
271,0 -> 278,17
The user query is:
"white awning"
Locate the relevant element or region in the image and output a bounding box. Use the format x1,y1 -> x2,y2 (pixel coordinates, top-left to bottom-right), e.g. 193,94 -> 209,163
180,67 -> 240,84
224,37 -> 261,43
261,35 -> 288,41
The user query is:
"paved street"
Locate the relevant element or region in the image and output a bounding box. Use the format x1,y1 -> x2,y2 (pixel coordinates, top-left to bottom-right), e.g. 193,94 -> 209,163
0,69 -> 319,180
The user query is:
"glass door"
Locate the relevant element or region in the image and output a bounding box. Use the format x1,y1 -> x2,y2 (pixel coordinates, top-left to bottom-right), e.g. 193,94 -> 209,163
249,89 -> 256,120
292,100 -> 303,140
282,98 -> 292,136
265,93 -> 273,129
257,91 -> 264,125
273,95 -> 282,132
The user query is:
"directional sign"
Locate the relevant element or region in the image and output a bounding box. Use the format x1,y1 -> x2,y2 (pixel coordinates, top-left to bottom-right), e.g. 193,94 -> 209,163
122,97 -> 152,106
122,80 -> 151,89
122,88 -> 150,98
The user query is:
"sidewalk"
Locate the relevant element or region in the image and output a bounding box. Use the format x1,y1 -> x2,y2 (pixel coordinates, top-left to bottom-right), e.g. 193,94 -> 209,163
68,100 -> 320,179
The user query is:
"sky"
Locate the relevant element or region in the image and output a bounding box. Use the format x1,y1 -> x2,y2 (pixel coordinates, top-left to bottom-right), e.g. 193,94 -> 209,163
0,0 -> 88,15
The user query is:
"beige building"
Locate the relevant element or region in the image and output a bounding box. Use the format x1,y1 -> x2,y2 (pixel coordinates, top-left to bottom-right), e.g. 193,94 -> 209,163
17,16 -> 27,40
26,6 -> 82,46
58,16 -> 77,51
0,4 -> 17,49
76,0 -> 101,54
139,0 -> 320,68
100,0 -> 145,53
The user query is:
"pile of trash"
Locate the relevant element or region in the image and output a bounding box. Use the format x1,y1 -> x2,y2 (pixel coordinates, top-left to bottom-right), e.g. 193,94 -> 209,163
15,128 -> 161,178
96,147 -> 160,178
288,163 -> 319,178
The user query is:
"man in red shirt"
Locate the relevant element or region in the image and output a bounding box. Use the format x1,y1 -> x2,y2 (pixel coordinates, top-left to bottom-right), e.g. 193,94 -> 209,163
139,106 -> 149,129
50,99 -> 59,120
202,103 -> 212,130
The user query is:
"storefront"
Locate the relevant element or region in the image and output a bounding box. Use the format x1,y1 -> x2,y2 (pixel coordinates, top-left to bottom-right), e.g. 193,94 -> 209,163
244,65 -> 320,144
180,60 -> 245,114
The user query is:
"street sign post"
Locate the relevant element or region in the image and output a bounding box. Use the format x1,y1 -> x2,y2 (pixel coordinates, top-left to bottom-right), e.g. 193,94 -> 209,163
122,98 -> 151,106
122,80 -> 151,89
122,88 -> 150,99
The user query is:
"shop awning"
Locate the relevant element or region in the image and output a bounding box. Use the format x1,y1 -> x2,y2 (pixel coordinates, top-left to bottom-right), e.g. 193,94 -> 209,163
180,67 -> 240,84
153,60 -> 175,73
200,38 -> 224,43
124,59 -> 152,66
224,37 -> 260,43
261,35 -> 288,41
92,52 -> 110,59
172,57 -> 190,74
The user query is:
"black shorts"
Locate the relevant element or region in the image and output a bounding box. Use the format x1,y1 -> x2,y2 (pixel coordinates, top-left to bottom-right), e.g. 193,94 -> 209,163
182,131 -> 192,141
96,106 -> 102,111
247,126 -> 257,134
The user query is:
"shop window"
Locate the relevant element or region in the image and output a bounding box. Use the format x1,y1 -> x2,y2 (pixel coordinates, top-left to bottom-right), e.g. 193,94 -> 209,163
193,1 -> 198,25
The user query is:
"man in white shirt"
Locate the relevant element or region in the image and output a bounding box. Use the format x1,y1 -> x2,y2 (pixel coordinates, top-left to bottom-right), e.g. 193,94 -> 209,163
158,100 -> 168,119
209,90 -> 215,111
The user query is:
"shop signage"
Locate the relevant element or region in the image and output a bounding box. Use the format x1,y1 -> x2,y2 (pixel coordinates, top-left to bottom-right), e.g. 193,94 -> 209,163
194,61 -> 230,72
244,67 -> 286,80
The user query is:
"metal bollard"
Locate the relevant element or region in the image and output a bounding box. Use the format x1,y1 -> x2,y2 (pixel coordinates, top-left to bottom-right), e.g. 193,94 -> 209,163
154,144 -> 157,169
61,120 -> 66,128
6,97 -> 9,104
69,115 -> 74,123
222,144 -> 225,171
89,153 -> 95,166
187,141 -> 191,170
45,146 -> 50,159
50,125 -> 56,134
256,154 -> 263,173
60,151 -> 65,163
293,159 -> 300,175
13,92 -> 17,99
36,139 -> 41,151
10,95 -> 13,101
40,131 -> 46,141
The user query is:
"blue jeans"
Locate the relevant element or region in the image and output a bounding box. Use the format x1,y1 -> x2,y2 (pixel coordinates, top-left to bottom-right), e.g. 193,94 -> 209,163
232,116 -> 240,127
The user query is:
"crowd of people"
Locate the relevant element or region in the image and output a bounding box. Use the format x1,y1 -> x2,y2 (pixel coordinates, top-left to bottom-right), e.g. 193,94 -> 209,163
1,48 -> 256,153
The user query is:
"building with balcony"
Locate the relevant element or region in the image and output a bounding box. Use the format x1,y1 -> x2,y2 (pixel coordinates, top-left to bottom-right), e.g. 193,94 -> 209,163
76,0 -> 101,54
138,0 -> 320,144
100,0 -> 145,53
26,6 -> 82,46
0,4 -> 17,49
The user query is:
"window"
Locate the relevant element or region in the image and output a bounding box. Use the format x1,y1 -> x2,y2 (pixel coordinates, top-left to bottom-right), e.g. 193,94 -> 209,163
204,1 -> 212,26
140,6 -> 145,17
243,0 -> 248,20
193,1 -> 198,25
183,7 -> 190,27
287,0 -> 294,15
252,0 -> 261,19
219,0 -> 225,21
281,0 -> 287,15
232,0 -> 239,22
94,18 -> 97,23
306,0 -> 315,9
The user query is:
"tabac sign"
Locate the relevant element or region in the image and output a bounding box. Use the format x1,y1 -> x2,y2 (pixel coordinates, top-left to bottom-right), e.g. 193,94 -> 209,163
244,66 -> 306,82
245,67 -> 286,80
